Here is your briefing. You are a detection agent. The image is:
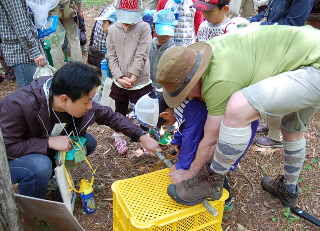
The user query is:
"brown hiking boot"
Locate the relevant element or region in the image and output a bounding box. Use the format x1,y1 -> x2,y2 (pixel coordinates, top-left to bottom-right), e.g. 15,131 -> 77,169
167,163 -> 224,206
261,175 -> 298,208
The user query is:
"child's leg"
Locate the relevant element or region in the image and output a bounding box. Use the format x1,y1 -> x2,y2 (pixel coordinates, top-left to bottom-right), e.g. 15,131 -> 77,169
115,99 -> 129,117
113,99 -> 129,154
223,176 -> 234,212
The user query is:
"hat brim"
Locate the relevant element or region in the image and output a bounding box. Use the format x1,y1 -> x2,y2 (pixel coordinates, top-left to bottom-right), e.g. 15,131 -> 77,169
191,2 -> 218,12
163,42 -> 212,108
116,9 -> 141,24
155,24 -> 175,36
94,16 -> 108,21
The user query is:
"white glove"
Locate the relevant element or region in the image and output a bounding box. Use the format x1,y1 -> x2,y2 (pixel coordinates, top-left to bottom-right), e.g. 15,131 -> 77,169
231,17 -> 251,28
250,22 -> 261,26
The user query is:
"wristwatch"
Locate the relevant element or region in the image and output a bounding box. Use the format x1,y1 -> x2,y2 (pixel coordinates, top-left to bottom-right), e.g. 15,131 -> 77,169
138,130 -> 148,140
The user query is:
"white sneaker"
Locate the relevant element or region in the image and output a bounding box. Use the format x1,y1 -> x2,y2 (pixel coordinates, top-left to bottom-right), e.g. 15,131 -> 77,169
47,176 -> 59,191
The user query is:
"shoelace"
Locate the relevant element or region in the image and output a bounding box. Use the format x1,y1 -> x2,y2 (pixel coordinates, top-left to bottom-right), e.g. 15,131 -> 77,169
182,174 -> 221,191
269,175 -> 285,187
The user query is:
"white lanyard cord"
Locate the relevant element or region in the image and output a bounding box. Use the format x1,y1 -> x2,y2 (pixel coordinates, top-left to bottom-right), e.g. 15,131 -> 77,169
52,108 -> 84,149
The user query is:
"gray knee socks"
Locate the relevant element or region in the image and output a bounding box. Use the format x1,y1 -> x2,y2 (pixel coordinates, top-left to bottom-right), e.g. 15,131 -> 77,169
211,121 -> 251,175
283,137 -> 306,194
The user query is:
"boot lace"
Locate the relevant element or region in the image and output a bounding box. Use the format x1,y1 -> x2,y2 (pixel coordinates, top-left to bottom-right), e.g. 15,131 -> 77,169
182,173 -> 221,191
269,175 -> 285,187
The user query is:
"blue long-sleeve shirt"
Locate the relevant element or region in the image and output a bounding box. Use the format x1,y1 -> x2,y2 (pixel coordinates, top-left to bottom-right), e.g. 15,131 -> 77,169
171,98 -> 207,170
170,98 -> 259,171
249,0 -> 314,26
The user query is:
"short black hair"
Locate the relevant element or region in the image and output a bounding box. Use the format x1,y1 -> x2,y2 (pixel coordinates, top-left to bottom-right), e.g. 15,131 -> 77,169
51,62 -> 101,102
217,4 -> 227,10
157,92 -> 170,126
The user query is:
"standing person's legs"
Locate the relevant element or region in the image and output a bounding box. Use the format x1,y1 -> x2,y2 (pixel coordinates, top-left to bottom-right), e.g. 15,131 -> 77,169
240,0 -> 254,19
50,36 -> 66,70
12,63 -> 37,88
9,154 -> 52,199
63,19 -> 82,63
267,116 -> 282,142
254,116 -> 283,148
0,44 -> 16,81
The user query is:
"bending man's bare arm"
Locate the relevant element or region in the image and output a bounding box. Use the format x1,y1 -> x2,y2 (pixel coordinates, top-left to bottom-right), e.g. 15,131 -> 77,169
169,114 -> 224,183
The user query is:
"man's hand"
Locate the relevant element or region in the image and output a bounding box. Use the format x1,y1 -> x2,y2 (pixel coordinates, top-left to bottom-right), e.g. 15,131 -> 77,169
168,169 -> 194,183
170,164 -> 177,173
140,134 -> 162,156
34,55 -> 47,67
48,136 -> 71,151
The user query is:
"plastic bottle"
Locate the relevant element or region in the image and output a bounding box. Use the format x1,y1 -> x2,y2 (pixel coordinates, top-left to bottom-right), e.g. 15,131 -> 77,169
100,59 -> 108,85
78,179 -> 96,214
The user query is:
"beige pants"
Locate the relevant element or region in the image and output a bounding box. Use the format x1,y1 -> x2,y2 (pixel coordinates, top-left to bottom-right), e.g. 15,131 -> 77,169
51,18 -> 82,70
263,116 -> 282,142
240,0 -> 254,19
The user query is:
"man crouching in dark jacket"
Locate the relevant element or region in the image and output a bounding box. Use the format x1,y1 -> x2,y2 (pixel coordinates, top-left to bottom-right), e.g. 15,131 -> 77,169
0,62 -> 161,199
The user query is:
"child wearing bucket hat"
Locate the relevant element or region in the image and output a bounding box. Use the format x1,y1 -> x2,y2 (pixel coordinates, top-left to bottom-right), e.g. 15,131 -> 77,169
107,0 -> 153,154
157,0 -> 204,46
191,0 -> 238,42
149,9 -> 178,145
94,10 -> 117,34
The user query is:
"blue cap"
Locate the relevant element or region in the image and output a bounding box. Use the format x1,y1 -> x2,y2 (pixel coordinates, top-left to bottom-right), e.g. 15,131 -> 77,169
94,10 -> 117,23
154,10 -> 175,36
142,9 -> 156,24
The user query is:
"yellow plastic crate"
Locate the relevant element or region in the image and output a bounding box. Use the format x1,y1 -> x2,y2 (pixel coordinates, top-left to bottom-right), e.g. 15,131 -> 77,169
112,168 -> 228,231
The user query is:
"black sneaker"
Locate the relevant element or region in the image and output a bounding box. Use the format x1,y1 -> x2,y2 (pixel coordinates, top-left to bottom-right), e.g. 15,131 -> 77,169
261,175 -> 298,208
167,163 -> 224,206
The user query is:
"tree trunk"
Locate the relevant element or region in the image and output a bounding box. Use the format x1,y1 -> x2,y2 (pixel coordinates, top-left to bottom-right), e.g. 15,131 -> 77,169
0,127 -> 20,231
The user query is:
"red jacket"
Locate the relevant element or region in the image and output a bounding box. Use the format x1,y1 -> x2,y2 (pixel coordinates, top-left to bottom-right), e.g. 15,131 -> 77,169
0,77 -> 143,159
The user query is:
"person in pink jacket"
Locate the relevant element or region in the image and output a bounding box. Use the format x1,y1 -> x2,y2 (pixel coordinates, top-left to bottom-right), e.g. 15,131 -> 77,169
107,0 -> 153,154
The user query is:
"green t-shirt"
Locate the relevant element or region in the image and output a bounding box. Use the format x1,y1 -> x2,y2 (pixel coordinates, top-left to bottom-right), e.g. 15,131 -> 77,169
201,25 -> 320,116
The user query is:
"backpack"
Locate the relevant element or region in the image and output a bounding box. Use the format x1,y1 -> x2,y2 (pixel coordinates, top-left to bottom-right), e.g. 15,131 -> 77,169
87,22 -> 104,68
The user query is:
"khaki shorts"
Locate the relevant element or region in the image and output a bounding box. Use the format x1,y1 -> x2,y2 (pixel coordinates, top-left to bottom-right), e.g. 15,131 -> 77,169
242,66 -> 320,133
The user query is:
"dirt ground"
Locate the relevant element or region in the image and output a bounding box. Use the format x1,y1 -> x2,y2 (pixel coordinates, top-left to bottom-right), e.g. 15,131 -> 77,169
1,4 -> 320,231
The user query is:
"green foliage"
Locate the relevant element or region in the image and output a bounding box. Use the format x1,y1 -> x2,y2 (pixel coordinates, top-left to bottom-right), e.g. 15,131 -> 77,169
298,177 -> 303,183
81,209 -> 86,215
94,185 -> 104,193
82,0 -> 112,10
283,207 -> 290,218
283,207 -> 300,222
102,202 -> 106,207
305,164 -> 312,170
271,217 -> 276,222
312,156 -> 320,164
306,185 -> 312,190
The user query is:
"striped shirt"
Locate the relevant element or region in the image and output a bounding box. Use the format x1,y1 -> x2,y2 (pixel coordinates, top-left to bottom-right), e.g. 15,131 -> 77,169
174,98 -> 191,129
92,5 -> 115,52
0,0 -> 41,66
